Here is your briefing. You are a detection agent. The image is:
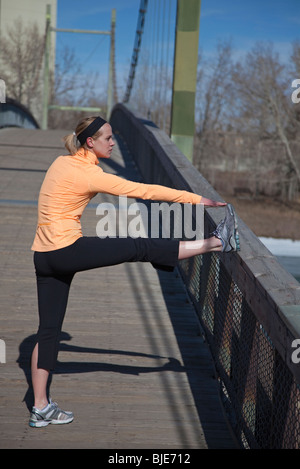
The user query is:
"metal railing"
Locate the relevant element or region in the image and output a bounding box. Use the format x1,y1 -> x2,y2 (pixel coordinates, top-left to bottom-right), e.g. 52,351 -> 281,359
0,98 -> 39,129
110,103 -> 300,449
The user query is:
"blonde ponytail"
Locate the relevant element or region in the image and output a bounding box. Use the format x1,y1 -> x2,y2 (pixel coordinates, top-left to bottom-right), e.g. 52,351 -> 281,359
63,132 -> 81,155
63,116 -> 105,155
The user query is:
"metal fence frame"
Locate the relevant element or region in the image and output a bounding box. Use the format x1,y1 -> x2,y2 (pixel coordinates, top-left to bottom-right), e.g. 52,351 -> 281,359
0,98 -> 39,129
110,103 -> 300,449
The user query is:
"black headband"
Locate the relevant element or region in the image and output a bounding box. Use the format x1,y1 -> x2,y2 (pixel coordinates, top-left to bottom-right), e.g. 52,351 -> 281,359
77,116 -> 107,145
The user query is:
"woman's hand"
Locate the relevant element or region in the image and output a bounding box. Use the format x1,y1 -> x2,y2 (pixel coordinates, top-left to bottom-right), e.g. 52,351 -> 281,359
200,197 -> 227,207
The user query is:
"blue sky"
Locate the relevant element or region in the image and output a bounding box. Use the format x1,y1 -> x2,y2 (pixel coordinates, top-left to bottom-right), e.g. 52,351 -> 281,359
55,0 -> 300,97
199,0 -> 300,61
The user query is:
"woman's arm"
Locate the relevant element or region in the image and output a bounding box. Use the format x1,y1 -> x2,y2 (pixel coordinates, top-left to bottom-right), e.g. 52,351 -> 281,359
89,167 -> 225,206
201,197 -> 226,207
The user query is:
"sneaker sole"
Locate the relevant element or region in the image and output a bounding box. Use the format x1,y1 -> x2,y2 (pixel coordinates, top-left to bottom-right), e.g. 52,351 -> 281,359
29,416 -> 74,428
227,204 -> 240,252
29,420 -> 51,428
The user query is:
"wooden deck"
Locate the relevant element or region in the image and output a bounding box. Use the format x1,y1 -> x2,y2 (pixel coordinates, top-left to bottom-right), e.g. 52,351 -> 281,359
0,127 -> 237,449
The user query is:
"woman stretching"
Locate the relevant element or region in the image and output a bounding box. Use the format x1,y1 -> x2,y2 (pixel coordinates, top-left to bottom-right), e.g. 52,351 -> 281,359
29,116 -> 238,427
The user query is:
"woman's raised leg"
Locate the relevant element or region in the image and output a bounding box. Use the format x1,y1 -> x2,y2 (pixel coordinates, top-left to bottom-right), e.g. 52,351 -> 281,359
178,236 -> 222,260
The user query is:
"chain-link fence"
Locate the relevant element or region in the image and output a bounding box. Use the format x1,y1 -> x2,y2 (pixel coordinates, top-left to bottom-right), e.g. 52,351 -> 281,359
180,241 -> 300,448
111,104 -> 300,449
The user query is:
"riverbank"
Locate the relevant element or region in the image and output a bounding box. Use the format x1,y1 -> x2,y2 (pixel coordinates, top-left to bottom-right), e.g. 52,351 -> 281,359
222,194 -> 300,241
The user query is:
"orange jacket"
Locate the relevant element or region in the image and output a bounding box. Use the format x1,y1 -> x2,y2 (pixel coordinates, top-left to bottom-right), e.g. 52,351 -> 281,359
31,148 -> 202,252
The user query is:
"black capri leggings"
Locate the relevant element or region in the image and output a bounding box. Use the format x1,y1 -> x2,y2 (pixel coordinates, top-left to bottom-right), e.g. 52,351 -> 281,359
33,236 -> 179,371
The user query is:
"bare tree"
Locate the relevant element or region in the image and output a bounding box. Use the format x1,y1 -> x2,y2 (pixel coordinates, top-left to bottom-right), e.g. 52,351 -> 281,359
291,40 -> 300,77
0,18 -> 105,129
231,42 -> 300,199
48,46 -> 104,129
289,41 -> 300,138
50,47 -> 82,103
0,18 -> 45,114
194,41 -> 235,171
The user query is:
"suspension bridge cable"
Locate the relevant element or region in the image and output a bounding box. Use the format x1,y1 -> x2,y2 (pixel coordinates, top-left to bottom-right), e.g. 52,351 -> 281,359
149,1 -> 157,117
110,10 -> 118,105
159,0 -> 166,129
84,36 -> 107,65
148,0 -> 175,132
123,0 -> 148,103
160,0 -> 171,131
154,0 -> 161,124
144,1 -> 152,116
157,0 -> 165,129
123,0 -> 177,133
162,0 -> 172,132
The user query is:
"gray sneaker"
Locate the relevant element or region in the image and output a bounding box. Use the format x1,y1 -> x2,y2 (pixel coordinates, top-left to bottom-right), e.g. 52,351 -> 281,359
29,399 -> 74,428
212,203 -> 240,252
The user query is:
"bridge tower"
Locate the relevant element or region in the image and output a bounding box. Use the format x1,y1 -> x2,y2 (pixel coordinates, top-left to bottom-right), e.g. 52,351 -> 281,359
170,0 -> 201,161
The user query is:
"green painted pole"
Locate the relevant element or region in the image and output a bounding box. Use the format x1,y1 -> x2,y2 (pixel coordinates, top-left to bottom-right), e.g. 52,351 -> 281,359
53,28 -> 110,35
48,105 -> 102,112
170,0 -> 201,161
42,4 -> 51,130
